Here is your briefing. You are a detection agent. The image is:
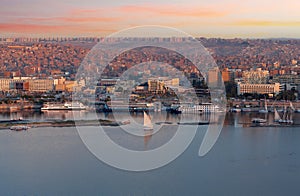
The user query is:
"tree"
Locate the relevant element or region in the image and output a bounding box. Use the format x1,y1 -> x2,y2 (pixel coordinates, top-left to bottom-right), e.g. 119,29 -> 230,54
224,81 -> 237,98
276,90 -> 296,101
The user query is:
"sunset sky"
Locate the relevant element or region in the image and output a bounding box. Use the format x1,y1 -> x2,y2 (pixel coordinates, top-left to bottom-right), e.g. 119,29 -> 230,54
0,0 -> 299,38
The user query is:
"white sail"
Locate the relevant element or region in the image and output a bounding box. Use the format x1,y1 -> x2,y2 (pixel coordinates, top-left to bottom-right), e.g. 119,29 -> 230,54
290,101 -> 295,111
274,108 -> 282,122
282,105 -> 287,121
259,98 -> 268,113
289,110 -> 293,120
144,111 -> 153,129
264,99 -> 268,111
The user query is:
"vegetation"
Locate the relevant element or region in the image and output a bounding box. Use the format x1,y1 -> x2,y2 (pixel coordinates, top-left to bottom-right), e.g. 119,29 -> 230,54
275,90 -> 297,101
224,81 -> 237,98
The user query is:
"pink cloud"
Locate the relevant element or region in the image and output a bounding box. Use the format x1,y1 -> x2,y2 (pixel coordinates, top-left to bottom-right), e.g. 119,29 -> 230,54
118,4 -> 228,18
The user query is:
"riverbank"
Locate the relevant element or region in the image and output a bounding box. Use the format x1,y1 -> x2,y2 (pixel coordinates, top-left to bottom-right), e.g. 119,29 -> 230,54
0,119 -> 124,130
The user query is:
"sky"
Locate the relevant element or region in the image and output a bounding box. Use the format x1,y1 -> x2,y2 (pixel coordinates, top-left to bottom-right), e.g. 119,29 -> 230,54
0,0 -> 299,38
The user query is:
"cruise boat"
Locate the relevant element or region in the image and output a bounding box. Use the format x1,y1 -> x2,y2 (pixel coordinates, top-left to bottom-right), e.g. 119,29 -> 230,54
177,103 -> 223,114
41,102 -> 86,110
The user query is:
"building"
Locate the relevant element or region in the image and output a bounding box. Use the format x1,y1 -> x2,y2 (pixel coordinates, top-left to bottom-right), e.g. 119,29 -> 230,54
28,79 -> 54,92
237,82 -> 280,95
0,78 -> 54,92
0,78 -> 25,91
242,68 -> 269,84
98,78 -> 120,86
207,67 -> 222,87
148,77 -> 179,94
148,79 -> 165,94
65,81 -> 82,92
221,68 -> 234,82
0,79 -> 13,91
270,74 -> 300,85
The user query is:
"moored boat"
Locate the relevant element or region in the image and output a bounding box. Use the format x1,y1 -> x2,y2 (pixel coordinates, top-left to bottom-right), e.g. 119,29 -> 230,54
41,102 -> 86,110
178,103 -> 223,114
10,125 -> 29,131
252,118 -> 267,124
259,98 -> 268,113
241,107 -> 252,112
230,108 -> 242,112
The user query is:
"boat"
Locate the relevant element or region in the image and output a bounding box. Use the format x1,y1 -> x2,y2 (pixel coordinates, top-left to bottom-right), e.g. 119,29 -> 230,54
177,103 -> 222,114
177,121 -> 209,125
144,111 -> 153,131
251,118 -> 267,124
0,117 -> 26,124
274,108 -> 282,122
278,106 -> 293,124
241,107 -> 252,112
230,107 -> 241,112
167,106 -> 182,114
41,102 -> 86,110
121,119 -> 131,125
259,98 -> 268,113
289,101 -> 296,112
10,125 -> 29,131
272,104 -> 294,124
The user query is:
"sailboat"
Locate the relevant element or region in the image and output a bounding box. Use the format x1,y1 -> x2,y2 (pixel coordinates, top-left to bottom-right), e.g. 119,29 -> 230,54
288,108 -> 294,124
144,111 -> 153,131
289,101 -> 295,112
281,105 -> 288,123
277,106 -> 293,124
274,108 -> 282,122
259,98 -> 268,113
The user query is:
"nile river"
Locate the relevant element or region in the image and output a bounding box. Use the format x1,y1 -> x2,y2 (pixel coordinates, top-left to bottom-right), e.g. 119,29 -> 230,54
0,111 -> 300,195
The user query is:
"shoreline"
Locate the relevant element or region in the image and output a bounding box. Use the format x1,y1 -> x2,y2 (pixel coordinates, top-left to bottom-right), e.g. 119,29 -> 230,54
0,119 -> 124,130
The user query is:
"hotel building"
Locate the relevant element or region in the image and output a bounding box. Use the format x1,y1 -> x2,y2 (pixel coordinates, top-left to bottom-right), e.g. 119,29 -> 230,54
237,82 -> 280,95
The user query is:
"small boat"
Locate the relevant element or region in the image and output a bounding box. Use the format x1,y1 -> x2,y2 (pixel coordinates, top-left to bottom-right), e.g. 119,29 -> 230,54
259,98 -> 268,113
241,107 -> 252,112
10,125 -> 29,131
289,102 -> 296,112
252,118 -> 267,124
230,108 -> 241,112
155,122 -> 174,125
274,108 -> 282,122
121,120 -> 130,125
144,111 -> 153,131
177,121 -> 210,125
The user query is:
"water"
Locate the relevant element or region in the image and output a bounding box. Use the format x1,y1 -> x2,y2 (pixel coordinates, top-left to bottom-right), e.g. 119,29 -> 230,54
0,112 -> 300,195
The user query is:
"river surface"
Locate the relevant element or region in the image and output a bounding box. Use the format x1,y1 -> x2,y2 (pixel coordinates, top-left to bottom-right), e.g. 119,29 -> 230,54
0,111 -> 300,195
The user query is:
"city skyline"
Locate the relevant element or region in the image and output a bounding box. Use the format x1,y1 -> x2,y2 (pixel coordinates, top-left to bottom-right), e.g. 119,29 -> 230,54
0,0 -> 299,38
